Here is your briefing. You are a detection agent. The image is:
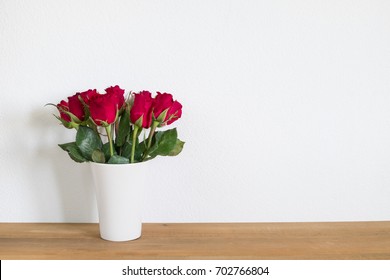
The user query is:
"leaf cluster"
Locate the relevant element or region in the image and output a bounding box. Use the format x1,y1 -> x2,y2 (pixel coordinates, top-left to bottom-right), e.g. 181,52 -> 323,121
59,123 -> 184,164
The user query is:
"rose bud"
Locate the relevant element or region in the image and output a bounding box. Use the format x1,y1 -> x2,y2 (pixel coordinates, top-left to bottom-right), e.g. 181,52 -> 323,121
57,100 -> 71,122
67,93 -> 85,121
105,85 -> 125,110
89,94 -> 118,126
67,89 -> 98,122
130,91 -> 153,128
153,92 -> 182,126
68,89 -> 99,122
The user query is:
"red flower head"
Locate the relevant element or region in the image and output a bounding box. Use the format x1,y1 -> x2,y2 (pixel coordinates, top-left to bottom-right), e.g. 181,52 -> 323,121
67,94 -> 84,121
89,94 -> 117,126
67,89 -> 98,121
153,92 -> 182,126
130,91 -> 153,128
105,85 -> 125,110
56,100 -> 71,122
80,89 -> 99,104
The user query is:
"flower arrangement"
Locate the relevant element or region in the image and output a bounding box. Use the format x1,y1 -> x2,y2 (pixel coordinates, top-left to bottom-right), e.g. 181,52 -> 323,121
49,85 -> 184,164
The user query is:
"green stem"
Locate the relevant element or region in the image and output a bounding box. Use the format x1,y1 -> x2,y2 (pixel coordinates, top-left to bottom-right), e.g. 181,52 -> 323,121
141,121 -> 159,161
147,121 -> 159,149
131,125 -> 139,163
114,119 -> 119,141
105,125 -> 114,157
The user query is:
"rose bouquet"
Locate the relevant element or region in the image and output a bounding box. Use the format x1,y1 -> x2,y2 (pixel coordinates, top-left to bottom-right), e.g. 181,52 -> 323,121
49,85 -> 184,164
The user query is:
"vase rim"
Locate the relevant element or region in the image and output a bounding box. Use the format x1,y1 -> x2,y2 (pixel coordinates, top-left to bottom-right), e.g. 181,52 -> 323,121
88,160 -> 150,166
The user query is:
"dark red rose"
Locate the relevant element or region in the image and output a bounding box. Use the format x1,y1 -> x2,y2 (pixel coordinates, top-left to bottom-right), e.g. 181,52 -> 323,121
105,85 -> 125,110
153,92 -> 182,125
89,94 -> 117,125
79,89 -> 99,104
57,100 -> 71,122
67,89 -> 98,121
67,93 -> 85,121
130,91 -> 153,128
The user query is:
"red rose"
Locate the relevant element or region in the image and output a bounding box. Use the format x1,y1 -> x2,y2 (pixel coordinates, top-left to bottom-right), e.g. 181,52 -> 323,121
130,91 -> 153,128
67,93 -> 85,121
80,89 -> 99,104
105,85 -> 125,110
89,94 -> 117,126
67,89 -> 98,121
153,92 -> 182,125
57,100 -> 71,122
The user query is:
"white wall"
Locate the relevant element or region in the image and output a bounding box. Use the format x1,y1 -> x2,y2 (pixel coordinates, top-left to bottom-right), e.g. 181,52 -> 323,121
1,0 -> 390,223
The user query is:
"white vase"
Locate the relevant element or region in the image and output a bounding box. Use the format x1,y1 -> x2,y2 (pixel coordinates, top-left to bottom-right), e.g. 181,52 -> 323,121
90,161 -> 148,242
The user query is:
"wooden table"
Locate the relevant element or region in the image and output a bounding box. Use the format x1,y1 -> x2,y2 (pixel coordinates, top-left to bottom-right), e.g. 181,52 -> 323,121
0,222 -> 389,259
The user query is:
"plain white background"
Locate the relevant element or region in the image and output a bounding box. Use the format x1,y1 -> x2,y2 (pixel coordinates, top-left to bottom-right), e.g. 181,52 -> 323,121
0,0 -> 389,223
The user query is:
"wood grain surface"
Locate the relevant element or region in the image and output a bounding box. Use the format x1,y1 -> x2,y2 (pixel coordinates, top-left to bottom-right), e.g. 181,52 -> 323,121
0,222 -> 389,259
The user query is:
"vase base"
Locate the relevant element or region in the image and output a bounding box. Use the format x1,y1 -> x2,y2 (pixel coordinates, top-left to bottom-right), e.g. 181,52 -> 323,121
100,234 -> 142,242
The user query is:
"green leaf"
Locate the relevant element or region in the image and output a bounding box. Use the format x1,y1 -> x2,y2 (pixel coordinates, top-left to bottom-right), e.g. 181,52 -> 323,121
148,128 -> 178,157
58,142 -> 87,163
115,109 -> 130,147
168,139 -> 185,156
76,126 -> 103,160
107,155 -> 130,164
102,142 -> 112,161
121,141 -> 132,159
91,149 -> 106,163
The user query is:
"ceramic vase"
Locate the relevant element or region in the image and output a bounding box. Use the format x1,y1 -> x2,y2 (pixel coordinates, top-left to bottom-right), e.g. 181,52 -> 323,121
90,161 -> 147,242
